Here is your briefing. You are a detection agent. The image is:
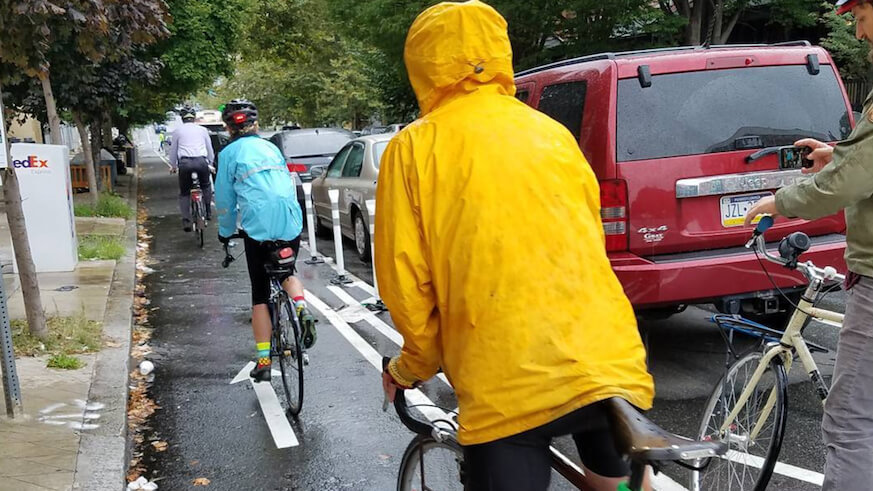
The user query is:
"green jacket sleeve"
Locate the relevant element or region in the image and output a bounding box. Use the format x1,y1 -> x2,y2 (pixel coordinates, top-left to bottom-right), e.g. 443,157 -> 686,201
776,115 -> 873,220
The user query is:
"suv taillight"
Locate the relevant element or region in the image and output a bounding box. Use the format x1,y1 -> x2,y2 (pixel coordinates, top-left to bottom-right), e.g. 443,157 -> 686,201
600,179 -> 628,252
287,163 -> 307,174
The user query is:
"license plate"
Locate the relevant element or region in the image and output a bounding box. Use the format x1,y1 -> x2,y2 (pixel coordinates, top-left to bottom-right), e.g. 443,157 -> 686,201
720,192 -> 772,228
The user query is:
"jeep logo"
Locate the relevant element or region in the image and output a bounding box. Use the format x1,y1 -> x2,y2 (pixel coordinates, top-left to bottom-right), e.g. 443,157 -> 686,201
11,155 -> 48,169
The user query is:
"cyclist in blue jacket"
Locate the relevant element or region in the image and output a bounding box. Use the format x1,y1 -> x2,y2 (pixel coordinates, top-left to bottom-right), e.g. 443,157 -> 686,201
215,99 -> 317,382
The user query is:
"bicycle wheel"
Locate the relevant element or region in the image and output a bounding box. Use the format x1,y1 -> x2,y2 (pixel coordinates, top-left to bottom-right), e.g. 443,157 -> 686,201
691,351 -> 788,491
397,435 -> 466,491
273,297 -> 303,416
191,201 -> 205,248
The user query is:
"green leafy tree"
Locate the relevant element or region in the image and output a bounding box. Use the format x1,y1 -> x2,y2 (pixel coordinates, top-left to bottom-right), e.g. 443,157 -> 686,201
821,3 -> 870,82
654,0 -> 820,45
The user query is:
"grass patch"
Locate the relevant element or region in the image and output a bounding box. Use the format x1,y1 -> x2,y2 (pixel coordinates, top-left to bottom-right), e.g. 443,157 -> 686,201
79,235 -> 125,260
11,312 -> 102,358
47,353 -> 84,370
74,193 -> 133,219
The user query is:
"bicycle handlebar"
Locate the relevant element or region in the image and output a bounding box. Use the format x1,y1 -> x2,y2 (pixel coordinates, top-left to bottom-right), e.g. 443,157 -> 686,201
221,233 -> 244,269
382,356 -> 434,437
746,217 -> 845,284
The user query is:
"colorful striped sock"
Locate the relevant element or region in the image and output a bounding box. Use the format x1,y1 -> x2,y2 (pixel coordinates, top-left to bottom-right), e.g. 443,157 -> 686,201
256,342 -> 270,366
293,296 -> 307,313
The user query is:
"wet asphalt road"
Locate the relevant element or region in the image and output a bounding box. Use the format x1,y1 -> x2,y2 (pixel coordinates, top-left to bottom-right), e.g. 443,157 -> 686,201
137,146 -> 845,490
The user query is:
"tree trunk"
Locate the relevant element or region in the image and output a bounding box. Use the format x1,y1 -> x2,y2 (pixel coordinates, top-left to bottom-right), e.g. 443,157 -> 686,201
38,71 -> 62,145
90,122 -> 103,192
0,81 -> 47,339
73,113 -> 99,204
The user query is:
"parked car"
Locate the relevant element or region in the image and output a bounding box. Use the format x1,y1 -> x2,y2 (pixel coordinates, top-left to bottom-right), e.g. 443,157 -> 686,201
269,128 -> 354,211
310,134 -> 394,261
515,42 -> 851,324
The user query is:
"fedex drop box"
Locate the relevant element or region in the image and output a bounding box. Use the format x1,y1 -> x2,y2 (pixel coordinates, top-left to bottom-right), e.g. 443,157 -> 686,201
6,144 -> 78,272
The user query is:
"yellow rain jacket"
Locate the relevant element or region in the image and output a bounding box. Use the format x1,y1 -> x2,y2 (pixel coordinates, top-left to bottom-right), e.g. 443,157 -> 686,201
375,0 -> 654,446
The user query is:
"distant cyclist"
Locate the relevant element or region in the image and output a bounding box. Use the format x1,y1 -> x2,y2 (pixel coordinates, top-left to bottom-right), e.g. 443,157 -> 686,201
169,106 -> 214,232
215,99 -> 317,382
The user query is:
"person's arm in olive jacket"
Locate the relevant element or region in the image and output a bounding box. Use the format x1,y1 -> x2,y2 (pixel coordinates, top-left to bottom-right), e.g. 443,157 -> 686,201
776,121 -> 873,219
374,138 -> 441,386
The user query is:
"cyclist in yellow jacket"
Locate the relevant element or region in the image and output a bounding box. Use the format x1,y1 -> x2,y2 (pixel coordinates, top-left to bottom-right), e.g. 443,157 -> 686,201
376,2 -> 654,490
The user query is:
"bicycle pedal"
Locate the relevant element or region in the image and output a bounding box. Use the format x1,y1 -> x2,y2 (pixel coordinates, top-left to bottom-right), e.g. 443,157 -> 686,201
303,353 -> 310,366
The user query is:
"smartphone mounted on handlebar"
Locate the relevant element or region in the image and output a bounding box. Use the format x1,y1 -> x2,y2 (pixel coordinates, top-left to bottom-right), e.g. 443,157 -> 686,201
778,145 -> 814,170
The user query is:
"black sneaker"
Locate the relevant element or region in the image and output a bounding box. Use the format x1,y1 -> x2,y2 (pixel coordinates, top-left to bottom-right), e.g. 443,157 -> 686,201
182,219 -> 192,233
298,307 -> 317,349
250,361 -> 271,382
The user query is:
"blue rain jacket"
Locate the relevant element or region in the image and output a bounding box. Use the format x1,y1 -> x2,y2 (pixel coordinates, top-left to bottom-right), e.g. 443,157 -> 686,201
216,135 -> 303,242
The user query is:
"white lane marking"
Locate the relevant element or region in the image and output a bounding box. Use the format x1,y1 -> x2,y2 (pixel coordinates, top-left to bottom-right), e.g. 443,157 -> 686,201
306,291 -> 449,425
724,450 -> 824,486
230,361 -> 299,449
652,472 -> 689,491
251,381 -> 299,448
231,361 -> 256,384
327,286 -> 451,388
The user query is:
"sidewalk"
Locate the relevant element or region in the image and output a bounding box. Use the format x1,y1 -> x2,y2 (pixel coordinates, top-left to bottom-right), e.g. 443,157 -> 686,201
0,171 -> 137,491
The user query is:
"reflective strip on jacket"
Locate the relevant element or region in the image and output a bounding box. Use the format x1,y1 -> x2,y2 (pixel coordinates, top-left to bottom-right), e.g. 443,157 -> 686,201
374,0 -> 654,446
215,135 -> 303,242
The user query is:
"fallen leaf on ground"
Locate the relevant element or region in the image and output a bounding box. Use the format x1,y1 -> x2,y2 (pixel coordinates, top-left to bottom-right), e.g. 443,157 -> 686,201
151,441 -> 168,452
193,477 -> 211,486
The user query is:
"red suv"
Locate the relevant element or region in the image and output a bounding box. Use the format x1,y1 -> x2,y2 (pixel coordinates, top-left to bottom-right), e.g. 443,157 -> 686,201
516,42 -> 851,321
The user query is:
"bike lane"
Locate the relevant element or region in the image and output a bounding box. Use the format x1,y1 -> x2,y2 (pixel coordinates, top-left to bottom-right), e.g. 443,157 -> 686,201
136,148 -> 831,490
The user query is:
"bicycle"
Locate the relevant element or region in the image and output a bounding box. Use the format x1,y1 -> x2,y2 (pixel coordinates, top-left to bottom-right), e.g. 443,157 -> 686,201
692,215 -> 845,491
383,357 -> 726,491
190,172 -> 207,248
223,234 -> 307,416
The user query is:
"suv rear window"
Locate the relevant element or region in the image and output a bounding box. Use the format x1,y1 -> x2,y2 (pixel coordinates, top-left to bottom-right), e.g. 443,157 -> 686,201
617,65 -> 852,162
280,132 -> 351,158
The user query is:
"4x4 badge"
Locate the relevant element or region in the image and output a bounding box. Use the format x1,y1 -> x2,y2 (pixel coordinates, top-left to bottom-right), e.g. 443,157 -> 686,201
638,226 -> 668,243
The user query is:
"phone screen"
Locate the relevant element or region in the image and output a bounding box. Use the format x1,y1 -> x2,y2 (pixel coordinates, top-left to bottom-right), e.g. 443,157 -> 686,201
779,146 -> 812,170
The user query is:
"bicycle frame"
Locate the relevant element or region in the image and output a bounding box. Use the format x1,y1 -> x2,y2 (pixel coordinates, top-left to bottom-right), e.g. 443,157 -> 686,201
717,250 -> 845,441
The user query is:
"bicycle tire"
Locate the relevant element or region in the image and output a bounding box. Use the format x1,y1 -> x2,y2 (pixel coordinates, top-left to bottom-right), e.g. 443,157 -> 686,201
397,435 -> 466,491
691,351 -> 788,491
273,296 -> 304,416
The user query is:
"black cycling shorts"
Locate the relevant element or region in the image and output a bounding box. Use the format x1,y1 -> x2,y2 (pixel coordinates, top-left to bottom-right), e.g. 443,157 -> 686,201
463,400 -> 630,490
244,234 -> 300,306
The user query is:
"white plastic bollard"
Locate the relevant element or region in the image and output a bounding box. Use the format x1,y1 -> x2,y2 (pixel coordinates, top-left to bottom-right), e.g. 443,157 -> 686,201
328,189 -> 351,285
302,183 -> 324,264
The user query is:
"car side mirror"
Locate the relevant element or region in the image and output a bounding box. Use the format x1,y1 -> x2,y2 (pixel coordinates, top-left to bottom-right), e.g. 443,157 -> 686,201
310,166 -> 325,179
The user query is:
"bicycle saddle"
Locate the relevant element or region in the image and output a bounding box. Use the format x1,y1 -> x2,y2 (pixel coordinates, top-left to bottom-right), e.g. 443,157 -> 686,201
605,398 -> 727,462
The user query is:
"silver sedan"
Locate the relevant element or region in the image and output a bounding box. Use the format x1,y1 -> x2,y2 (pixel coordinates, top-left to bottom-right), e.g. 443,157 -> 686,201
310,133 -> 394,261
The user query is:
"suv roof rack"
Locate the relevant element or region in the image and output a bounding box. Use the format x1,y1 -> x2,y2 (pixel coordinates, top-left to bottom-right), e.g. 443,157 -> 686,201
514,41 -> 813,78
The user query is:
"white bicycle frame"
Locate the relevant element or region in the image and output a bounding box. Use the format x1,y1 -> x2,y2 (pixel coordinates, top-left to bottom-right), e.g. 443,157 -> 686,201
718,235 -> 845,441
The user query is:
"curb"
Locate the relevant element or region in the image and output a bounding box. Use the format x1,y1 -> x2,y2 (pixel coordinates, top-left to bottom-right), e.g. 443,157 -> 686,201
73,172 -> 138,490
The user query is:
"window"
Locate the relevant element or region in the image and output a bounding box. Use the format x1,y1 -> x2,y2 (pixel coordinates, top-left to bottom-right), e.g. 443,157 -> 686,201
342,143 -> 365,177
515,90 -> 529,103
537,81 -> 587,141
373,141 -> 390,169
327,145 -> 352,178
281,131 -> 352,158
616,65 -> 852,162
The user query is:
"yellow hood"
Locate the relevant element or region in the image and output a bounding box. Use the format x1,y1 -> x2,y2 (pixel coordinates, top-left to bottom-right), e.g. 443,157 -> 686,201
404,0 -> 516,115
